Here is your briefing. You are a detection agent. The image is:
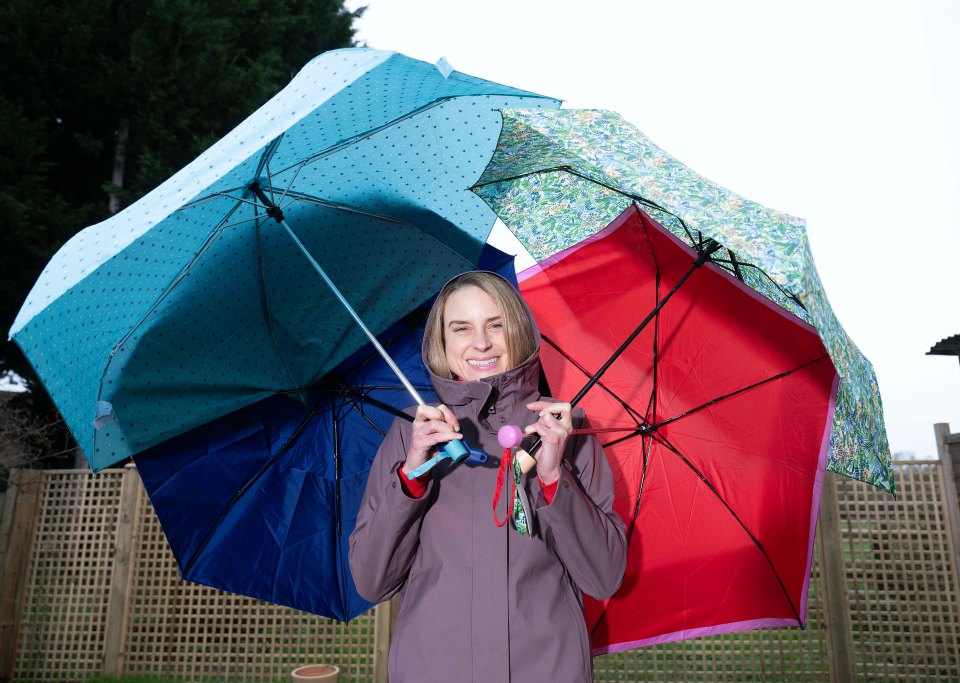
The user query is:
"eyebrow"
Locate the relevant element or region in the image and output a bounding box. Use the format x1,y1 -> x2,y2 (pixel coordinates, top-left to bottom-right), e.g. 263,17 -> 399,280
447,316 -> 503,327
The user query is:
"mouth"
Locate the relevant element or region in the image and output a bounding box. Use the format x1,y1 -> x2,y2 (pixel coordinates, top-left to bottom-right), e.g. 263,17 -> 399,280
467,357 -> 499,370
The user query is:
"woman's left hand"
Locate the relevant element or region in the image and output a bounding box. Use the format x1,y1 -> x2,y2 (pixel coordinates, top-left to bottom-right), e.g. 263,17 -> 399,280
524,401 -> 573,485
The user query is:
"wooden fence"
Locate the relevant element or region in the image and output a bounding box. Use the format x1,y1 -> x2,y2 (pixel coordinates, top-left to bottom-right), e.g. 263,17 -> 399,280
1,424 -> 959,682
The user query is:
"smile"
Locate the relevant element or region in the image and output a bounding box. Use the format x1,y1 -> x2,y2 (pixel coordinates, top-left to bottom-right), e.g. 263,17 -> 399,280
467,358 -> 498,369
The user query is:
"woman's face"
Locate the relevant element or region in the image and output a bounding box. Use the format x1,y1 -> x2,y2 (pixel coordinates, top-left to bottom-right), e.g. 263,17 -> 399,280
443,285 -> 512,381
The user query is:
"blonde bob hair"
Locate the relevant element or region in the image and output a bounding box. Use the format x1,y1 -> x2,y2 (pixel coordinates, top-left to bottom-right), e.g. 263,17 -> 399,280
423,272 -> 536,379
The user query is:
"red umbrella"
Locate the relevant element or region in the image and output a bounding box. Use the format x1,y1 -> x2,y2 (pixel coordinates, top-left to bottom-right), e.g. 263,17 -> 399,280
519,204 -> 838,652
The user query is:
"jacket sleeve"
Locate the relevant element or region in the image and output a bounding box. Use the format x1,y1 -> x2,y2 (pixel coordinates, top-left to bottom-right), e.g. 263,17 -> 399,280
532,411 -> 627,600
348,416 -> 432,603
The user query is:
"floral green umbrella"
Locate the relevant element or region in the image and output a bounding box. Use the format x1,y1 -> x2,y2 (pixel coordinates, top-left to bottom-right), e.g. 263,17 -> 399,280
473,108 -> 892,493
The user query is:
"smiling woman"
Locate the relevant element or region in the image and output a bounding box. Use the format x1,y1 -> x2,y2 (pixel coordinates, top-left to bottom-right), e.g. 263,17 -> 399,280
348,271 -> 627,683
423,271 -> 536,381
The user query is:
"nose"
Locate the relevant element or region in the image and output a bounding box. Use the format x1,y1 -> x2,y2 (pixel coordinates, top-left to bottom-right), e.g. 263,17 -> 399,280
472,328 -> 492,350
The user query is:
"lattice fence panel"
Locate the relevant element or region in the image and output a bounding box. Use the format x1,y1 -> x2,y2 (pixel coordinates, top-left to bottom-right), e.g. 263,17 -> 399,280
837,461 -> 960,682
13,470 -> 124,681
125,472 -> 377,683
593,537 -> 829,683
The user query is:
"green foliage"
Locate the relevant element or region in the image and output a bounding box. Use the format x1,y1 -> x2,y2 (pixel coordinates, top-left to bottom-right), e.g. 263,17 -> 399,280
0,0 -> 362,460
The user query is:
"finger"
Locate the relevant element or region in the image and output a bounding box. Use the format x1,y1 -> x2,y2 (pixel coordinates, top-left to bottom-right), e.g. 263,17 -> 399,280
415,403 -> 444,423
425,418 -> 457,435
540,411 -> 572,434
524,422 -> 547,437
528,401 -> 570,421
437,404 -> 460,432
426,431 -> 462,447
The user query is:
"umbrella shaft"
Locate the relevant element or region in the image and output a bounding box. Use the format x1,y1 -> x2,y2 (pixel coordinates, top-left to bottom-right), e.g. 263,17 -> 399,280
279,218 -> 426,406
528,239 -> 722,458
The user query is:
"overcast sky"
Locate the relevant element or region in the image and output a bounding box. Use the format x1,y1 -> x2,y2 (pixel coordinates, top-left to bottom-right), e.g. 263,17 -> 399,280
346,0 -> 960,458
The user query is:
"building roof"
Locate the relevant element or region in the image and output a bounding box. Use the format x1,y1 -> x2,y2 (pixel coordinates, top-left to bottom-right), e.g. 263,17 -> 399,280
928,334 -> 960,357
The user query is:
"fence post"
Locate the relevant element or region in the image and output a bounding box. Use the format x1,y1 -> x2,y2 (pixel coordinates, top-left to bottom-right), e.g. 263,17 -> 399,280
0,469 -> 43,682
102,464 -> 143,676
373,594 -> 399,683
934,423 -> 960,585
818,472 -> 856,683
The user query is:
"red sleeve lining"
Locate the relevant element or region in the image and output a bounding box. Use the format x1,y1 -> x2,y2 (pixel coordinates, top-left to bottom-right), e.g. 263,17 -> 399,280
539,476 -> 558,504
398,468 -> 431,498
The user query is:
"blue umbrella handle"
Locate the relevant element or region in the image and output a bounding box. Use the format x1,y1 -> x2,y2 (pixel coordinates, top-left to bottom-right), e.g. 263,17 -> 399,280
405,439 -> 472,479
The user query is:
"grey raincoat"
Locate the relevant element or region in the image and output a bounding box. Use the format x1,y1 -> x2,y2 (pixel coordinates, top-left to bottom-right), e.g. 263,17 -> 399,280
349,294 -> 627,682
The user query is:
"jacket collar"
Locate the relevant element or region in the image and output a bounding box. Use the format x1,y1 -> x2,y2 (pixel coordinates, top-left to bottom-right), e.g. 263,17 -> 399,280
428,347 -> 542,410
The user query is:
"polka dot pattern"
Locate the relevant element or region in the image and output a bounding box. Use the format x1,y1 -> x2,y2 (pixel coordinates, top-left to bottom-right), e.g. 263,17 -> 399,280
10,48 -> 559,470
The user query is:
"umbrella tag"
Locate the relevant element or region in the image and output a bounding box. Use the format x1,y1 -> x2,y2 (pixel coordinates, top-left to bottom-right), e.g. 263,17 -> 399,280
93,401 -> 117,430
435,57 -> 453,78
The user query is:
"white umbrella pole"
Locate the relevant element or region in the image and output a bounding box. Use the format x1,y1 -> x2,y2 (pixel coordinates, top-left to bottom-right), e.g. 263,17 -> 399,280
278,219 -> 427,407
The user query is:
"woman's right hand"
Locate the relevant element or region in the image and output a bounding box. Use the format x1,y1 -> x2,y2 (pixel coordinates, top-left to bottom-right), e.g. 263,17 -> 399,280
402,404 -> 462,477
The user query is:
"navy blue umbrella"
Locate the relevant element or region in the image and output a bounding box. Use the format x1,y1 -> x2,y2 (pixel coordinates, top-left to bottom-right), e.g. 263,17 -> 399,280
133,246 -> 517,621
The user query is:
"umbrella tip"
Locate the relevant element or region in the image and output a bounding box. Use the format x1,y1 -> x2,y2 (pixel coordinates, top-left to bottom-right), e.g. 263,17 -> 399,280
435,57 -> 453,79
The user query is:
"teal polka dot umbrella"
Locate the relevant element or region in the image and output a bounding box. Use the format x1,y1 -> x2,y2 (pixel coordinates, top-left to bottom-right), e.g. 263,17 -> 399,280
9,49 -> 559,471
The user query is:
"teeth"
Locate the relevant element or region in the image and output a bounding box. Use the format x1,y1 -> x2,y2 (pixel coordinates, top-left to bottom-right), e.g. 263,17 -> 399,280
468,358 -> 497,368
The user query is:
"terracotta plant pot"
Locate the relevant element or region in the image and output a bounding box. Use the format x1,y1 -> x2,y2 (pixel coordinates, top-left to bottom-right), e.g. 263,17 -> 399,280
291,663 -> 340,682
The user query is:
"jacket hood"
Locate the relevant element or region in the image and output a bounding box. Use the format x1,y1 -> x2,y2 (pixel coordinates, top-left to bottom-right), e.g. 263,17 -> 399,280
422,271 -> 542,409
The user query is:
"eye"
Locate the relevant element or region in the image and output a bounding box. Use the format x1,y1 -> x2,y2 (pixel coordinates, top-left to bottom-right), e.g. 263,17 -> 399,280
489,322 -> 504,331
453,326 -> 470,333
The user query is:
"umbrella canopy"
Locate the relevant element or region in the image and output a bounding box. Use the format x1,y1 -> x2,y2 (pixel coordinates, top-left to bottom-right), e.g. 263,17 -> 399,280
473,108 -> 891,494
520,205 -> 836,650
10,49 -> 558,471
133,246 -> 517,623
471,109 -> 892,650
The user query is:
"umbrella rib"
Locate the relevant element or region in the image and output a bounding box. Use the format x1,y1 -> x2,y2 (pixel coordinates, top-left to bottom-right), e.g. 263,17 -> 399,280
102,202 -> 243,364
540,334 -> 645,427
647,266 -> 662,430
254,214 -> 304,398
181,395 -> 325,578
254,135 -> 284,182
709,258 -> 807,313
589,434 -> 653,639
278,190 -> 407,224
526,243 -> 721,458
266,95 -> 486,178
650,354 -> 831,431
277,161 -> 306,207
474,168 -> 698,244
625,435 -> 654,545
651,431 -> 803,626
181,190 -> 262,213
482,166 -> 804,313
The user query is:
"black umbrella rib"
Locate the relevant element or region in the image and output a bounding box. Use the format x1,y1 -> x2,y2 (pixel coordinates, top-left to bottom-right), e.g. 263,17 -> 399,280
647,266 -> 662,436
568,239 -> 722,408
540,334 -> 646,427
710,259 -> 807,313
478,166 -> 807,319
649,354 -> 831,432
181,398 -> 325,578
333,403 -> 343,537
652,432 -> 803,626
474,168 -> 698,245
525,239 -> 723,457
589,435 -> 654,640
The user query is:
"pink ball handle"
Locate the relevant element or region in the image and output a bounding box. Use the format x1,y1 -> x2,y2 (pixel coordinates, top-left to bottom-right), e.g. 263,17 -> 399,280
497,424 -> 524,449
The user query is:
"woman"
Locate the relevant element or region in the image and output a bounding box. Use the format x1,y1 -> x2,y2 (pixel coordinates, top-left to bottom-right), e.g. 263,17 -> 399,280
349,271 -> 627,682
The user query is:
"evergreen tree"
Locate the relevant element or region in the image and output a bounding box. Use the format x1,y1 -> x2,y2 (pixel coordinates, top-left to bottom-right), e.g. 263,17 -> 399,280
0,0 -> 362,467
